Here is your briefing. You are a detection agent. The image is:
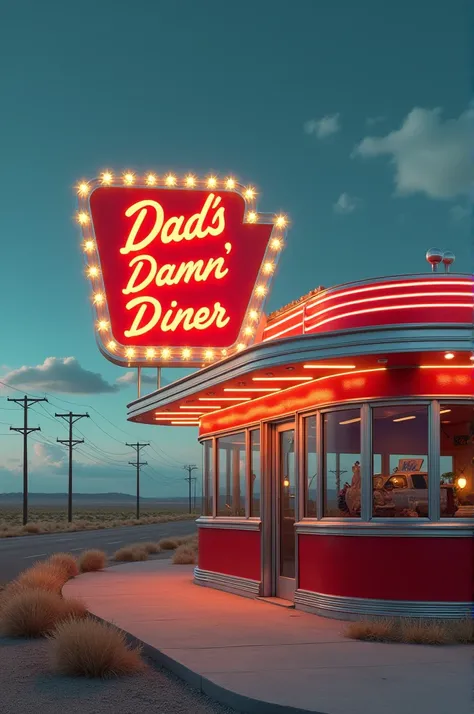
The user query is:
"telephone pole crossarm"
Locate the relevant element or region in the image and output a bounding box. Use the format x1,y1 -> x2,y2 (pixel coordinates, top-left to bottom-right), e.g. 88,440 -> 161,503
126,442 -> 150,520
55,411 -> 90,522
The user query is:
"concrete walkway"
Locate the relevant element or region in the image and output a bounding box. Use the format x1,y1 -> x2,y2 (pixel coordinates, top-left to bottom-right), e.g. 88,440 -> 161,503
64,561 -> 473,714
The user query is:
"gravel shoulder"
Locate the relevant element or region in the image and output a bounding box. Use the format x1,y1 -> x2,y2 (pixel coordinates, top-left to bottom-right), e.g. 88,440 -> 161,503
0,637 -> 236,714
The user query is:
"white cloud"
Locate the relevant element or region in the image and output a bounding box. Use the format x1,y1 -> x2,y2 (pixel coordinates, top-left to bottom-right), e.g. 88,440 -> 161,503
353,107 -> 474,200
1,357 -> 119,394
333,193 -> 358,214
304,113 -> 341,139
33,442 -> 65,469
450,204 -> 470,222
116,370 -> 167,387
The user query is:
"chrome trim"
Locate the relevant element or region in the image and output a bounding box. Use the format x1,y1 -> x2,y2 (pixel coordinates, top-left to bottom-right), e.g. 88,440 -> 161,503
196,516 -> 261,531
127,325 -> 473,419
294,589 -> 472,620
194,567 -> 260,597
295,521 -> 474,536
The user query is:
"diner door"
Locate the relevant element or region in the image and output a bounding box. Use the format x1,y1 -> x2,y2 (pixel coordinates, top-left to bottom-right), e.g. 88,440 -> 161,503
273,423 -> 297,601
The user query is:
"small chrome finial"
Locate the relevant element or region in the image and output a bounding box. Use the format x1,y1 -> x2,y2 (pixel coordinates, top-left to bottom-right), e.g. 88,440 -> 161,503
426,247 -> 444,272
442,250 -> 455,273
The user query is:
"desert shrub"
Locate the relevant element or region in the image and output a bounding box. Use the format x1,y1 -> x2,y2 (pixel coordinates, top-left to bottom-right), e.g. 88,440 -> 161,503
171,544 -> 197,565
345,617 -> 474,645
23,523 -> 41,534
345,619 -> 397,643
47,553 -> 79,579
400,619 -> 450,645
139,541 -> 161,554
17,563 -> 67,593
78,550 -> 107,573
448,618 -> 474,644
49,617 -> 145,677
62,598 -> 88,620
158,537 -> 179,550
113,547 -> 148,562
0,589 -> 80,638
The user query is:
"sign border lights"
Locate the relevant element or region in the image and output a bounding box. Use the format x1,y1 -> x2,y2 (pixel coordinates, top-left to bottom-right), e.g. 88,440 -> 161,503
74,171 -> 288,368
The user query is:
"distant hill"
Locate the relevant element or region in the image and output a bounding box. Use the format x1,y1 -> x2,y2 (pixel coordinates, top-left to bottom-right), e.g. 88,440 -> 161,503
0,492 -> 192,506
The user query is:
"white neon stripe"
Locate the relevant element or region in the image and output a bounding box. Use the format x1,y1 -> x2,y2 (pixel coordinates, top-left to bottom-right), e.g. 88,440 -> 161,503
263,322 -> 303,341
305,290 -> 473,321
419,365 -> 474,369
180,406 -> 218,410
263,308 -> 304,333
253,376 -> 313,382
306,303 -> 473,330
305,279 -> 473,311
199,397 -> 252,401
393,416 -> 416,422
303,364 -> 356,369
170,421 -> 199,425
223,388 -> 280,392
155,412 -> 204,416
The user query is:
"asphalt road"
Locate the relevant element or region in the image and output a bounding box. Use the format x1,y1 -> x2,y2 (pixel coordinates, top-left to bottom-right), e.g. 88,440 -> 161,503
0,519 -> 197,585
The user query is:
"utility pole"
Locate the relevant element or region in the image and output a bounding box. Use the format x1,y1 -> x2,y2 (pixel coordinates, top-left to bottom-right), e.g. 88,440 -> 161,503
183,464 -> 197,513
55,411 -> 90,522
8,395 -> 48,525
126,442 -> 150,519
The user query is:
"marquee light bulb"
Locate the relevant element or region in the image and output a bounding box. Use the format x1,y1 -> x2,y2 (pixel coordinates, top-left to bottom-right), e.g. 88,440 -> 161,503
123,172 -> 135,185
161,348 -> 171,359
101,171 -> 113,184
83,240 -> 94,253
221,348 -> 228,356
97,320 -> 109,332
255,285 -> 266,297
263,262 -> 275,274
225,177 -> 236,189
107,340 -> 116,351
77,212 -> 90,225
444,352 -> 455,360
87,266 -> 100,278
249,310 -> 259,321
146,348 -> 156,359
244,326 -> 254,336
275,214 -> 288,228
77,182 -> 90,197
247,211 -> 258,223
207,176 -> 217,188
185,175 -> 196,187
182,348 -> 192,359
93,293 -> 104,304
271,237 -> 282,250
146,173 -> 157,185
244,186 -> 256,200
236,343 -> 245,351
165,174 -> 176,186
125,347 -> 135,358
204,349 -> 214,360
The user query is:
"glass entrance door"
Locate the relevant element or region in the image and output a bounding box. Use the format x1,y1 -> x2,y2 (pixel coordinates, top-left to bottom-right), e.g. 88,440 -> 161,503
274,424 -> 296,600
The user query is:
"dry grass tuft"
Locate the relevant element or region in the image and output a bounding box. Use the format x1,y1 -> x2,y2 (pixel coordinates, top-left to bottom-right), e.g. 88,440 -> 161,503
78,550 -> 107,573
0,589 -> 81,638
113,547 -> 148,563
47,553 -> 79,579
345,619 -> 397,643
62,598 -> 89,620
157,537 -> 179,550
49,617 -> 145,678
400,619 -> 450,646
139,541 -> 161,554
171,543 -> 197,565
449,618 -> 474,644
17,563 -> 67,593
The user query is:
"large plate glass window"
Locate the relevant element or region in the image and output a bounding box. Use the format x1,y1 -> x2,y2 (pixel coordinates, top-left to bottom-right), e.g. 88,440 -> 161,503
372,405 -> 428,518
304,416 -> 317,517
323,409 -> 361,517
250,429 -> 261,517
202,440 -> 213,516
217,433 -> 247,516
439,404 -> 474,518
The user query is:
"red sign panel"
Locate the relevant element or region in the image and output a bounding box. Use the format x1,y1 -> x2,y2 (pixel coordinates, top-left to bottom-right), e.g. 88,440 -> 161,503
75,173 -> 287,366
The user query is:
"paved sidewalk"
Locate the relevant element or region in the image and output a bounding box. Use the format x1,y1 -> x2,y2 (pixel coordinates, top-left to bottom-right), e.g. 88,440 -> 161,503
64,561 -> 473,714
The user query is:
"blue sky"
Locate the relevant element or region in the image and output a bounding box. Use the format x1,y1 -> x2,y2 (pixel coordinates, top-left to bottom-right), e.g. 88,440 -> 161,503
1,0 -> 472,496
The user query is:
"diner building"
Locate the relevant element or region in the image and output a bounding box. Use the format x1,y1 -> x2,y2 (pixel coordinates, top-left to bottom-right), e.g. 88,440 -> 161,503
127,258 -> 474,620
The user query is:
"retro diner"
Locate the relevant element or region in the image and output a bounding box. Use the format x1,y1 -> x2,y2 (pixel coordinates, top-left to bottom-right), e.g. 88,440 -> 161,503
127,262 -> 474,620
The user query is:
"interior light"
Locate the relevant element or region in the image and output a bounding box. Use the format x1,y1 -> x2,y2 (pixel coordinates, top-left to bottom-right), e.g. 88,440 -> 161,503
393,416 -> 416,422
444,352 -> 455,360
283,478 -> 290,487
339,417 -> 361,425
457,477 -> 467,489
440,409 -> 452,414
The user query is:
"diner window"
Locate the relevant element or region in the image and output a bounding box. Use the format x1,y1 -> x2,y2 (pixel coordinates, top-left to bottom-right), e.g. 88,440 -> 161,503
202,440 -> 213,516
323,409 -> 361,517
217,433 -> 247,516
304,416 -> 317,517
439,404 -> 474,518
372,405 -> 428,518
250,429 -> 261,517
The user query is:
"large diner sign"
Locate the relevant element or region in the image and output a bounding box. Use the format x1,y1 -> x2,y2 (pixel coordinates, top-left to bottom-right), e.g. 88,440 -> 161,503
75,172 -> 288,367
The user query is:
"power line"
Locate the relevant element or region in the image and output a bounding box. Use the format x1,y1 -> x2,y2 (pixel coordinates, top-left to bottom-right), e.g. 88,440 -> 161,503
8,395 -> 48,525
183,464 -> 198,514
55,411 -> 90,522
126,442 -> 150,519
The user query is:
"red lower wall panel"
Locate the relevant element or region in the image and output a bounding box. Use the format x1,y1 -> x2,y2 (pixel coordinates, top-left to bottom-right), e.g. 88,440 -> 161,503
199,528 -> 261,581
298,534 -> 474,602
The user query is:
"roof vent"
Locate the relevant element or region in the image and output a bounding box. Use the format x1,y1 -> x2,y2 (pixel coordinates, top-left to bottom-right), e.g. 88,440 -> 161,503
442,250 -> 455,273
426,248 -> 443,272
